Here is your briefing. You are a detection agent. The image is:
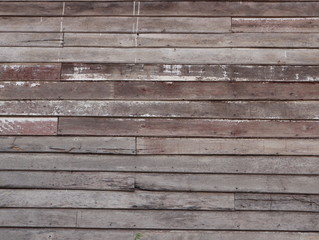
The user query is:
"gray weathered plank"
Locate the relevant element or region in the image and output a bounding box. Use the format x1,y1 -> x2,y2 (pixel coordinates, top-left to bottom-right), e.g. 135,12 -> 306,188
137,137 -> 319,155
0,17 -> 61,32
0,171 -> 134,191
0,33 -> 63,47
58,118 -> 319,138
1,154 -> 319,175
135,173 -> 319,194
0,189 -> 233,210
61,63 -> 319,82
0,2 -> 63,16
1,100 -> 319,119
0,137 -> 135,154
235,193 -> 319,212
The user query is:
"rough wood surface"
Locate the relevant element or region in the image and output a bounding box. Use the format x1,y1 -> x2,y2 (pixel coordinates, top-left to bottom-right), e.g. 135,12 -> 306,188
0,136 -> 135,154
0,2 -> 63,16
0,117 -> 57,135
0,171 -> 134,191
0,33 -> 63,47
0,17 -> 61,32
0,189 -> 234,210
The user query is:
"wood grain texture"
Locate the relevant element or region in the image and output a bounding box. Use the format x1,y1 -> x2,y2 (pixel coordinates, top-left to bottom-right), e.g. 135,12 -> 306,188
0,171 -> 134,191
137,137 -> 319,155
235,193 -> 319,212
0,117 -> 57,135
58,118 -> 319,138
0,17 -> 61,32
0,189 -> 233,210
0,63 -> 61,81
135,173 -> 319,194
0,2 -> 63,16
1,154 -> 319,175
0,136 -> 135,154
0,33 -> 63,47
61,63 -> 319,82
1,100 -> 319,119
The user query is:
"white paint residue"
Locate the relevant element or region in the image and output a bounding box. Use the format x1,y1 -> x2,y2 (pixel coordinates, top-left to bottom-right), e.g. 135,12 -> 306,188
30,83 -> 41,87
0,117 -> 56,123
163,65 -> 183,75
15,82 -> 25,86
74,66 -> 89,74
295,73 -> 299,80
0,85 -> 4,88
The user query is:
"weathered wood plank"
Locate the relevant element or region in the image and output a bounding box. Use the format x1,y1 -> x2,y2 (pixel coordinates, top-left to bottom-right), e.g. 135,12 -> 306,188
58,118 -> 319,138
0,172 -> 134,191
2,100 -> 319,119
0,117 -> 57,135
2,47 -> 319,64
0,189 -> 233,210
233,18 -> 319,33
235,193 -> 319,212
3,81 -> 319,100
0,137 -> 135,154
135,173 -> 319,194
1,229 -> 318,240
0,63 -> 61,81
0,33 -> 63,47
61,63 -> 319,82
137,138 -> 319,155
1,154 -> 319,175
0,2 -> 63,16
0,17 -> 61,32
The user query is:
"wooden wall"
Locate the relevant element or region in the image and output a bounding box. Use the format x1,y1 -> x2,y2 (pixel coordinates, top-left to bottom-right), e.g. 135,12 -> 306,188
1,0 -> 319,239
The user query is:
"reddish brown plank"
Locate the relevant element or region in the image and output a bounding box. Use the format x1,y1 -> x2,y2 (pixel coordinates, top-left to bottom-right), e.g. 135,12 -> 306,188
0,63 -> 61,81
0,117 -> 57,135
58,118 -> 319,138
0,2 -> 63,16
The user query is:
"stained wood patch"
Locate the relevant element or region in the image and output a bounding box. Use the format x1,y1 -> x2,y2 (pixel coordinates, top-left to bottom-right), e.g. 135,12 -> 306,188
0,117 -> 57,135
0,171 -> 134,191
0,63 -> 61,81
1,153 -> 319,175
0,136 -> 135,154
137,137 -> 319,155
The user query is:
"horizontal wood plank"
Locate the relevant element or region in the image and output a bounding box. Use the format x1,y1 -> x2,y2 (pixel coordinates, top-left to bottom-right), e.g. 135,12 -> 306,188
137,137 -> 319,155
0,136 -> 135,154
0,171 -> 134,191
0,33 -> 63,47
1,153 -> 319,175
0,189 -> 233,210
0,117 -> 57,135
0,2 -> 63,16
235,193 -> 319,212
0,17 -> 61,32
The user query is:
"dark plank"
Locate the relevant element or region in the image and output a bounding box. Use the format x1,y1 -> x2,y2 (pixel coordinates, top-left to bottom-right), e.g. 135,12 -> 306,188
0,137 -> 135,154
0,33 -> 62,47
137,137 -> 319,155
0,117 -> 57,135
1,153 -> 319,175
233,18 -> 319,33
58,118 -> 319,138
0,171 -> 134,191
0,2 -> 63,16
61,63 -> 319,82
235,193 -> 319,212
2,100 -> 319,119
135,173 -> 319,194
0,189 -> 233,210
0,63 -> 61,81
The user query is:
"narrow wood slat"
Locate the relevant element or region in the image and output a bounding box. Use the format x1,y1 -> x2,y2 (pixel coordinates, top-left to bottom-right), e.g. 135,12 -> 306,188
2,47 -> 319,64
233,18 -> 319,33
0,117 -> 57,135
1,100 -> 319,119
0,2 -> 63,16
137,137 -> 319,155
0,33 -> 63,47
58,118 -> 319,138
0,17 -> 61,32
3,81 -> 319,100
135,173 -> 319,194
0,172 -> 134,191
61,63 -> 319,82
1,153 -> 319,175
0,63 -> 61,81
235,193 -> 319,212
0,229 -> 318,240
0,189 -> 233,210
0,137 -> 135,154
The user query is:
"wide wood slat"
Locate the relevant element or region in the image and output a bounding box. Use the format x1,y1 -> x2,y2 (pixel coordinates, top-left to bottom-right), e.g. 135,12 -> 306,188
1,153 -> 319,175
0,189 -> 234,210
1,100 -> 319,119
58,118 -> 319,138
0,136 -> 135,154
0,33 -> 63,47
235,193 -> 319,212
61,63 -> 319,82
0,171 -> 134,191
0,17 -> 61,32
0,2 -> 63,16
137,137 -> 319,155
0,117 -> 57,135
